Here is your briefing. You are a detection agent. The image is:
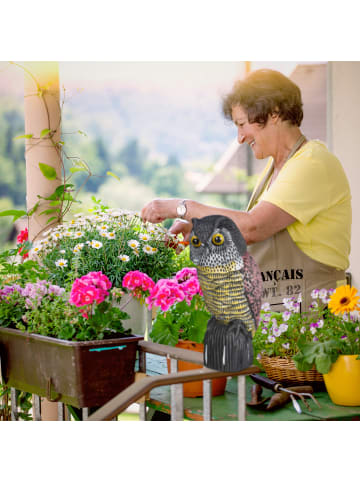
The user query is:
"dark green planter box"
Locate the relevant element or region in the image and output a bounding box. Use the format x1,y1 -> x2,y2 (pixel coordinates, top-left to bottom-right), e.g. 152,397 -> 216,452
0,327 -> 143,408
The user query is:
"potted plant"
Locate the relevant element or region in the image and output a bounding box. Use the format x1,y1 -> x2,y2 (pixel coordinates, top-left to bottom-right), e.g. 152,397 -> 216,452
0,268 -> 142,408
253,286 -> 360,405
123,265 -> 227,397
29,199 -> 181,335
0,206 -> 181,408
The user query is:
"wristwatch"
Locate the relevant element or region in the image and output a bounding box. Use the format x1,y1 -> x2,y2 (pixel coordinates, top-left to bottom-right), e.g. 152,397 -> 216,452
176,199 -> 187,219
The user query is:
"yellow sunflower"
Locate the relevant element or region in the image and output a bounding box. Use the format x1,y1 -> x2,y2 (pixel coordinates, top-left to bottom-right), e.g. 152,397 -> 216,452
328,285 -> 360,315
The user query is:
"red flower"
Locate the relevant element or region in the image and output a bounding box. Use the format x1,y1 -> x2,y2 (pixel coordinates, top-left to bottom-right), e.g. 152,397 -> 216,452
17,228 -> 28,245
18,246 -> 29,259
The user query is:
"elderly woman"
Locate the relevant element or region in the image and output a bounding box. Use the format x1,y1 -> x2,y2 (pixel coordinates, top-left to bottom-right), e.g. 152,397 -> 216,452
141,69 -> 352,310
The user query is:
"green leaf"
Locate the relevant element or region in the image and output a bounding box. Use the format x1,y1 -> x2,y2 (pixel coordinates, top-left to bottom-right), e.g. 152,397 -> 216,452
315,354 -> 333,374
106,171 -> 121,181
150,314 -> 179,346
58,323 -> 76,340
46,216 -> 58,224
186,309 -> 209,343
55,184 -> 74,195
69,167 -> 87,174
13,133 -> 33,140
292,352 -> 314,372
39,162 -> 57,180
39,208 -> 60,216
40,128 -> 51,138
0,209 -> 27,222
27,201 -> 40,217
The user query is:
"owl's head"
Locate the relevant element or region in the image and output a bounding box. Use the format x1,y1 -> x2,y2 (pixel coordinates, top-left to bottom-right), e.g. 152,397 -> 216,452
189,215 -> 247,268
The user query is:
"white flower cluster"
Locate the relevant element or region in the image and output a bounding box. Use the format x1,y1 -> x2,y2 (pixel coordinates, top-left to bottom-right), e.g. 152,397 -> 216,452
35,207 -> 174,270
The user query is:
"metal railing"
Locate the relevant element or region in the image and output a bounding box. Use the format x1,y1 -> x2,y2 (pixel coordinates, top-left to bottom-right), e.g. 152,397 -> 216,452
88,340 -> 261,421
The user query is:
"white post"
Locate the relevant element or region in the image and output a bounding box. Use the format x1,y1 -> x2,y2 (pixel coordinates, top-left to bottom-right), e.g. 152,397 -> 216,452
24,61 -> 62,241
327,61 -> 360,289
24,62 -> 62,421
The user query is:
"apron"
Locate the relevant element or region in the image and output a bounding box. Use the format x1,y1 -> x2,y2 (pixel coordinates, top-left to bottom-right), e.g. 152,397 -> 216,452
246,154 -> 346,312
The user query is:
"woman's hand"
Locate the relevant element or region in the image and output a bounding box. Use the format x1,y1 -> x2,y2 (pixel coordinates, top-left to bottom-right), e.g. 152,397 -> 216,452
168,219 -> 192,243
140,198 -> 178,224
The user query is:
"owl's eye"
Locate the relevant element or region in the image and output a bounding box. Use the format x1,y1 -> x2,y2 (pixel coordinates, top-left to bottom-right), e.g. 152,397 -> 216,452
191,236 -> 201,247
212,233 -> 224,246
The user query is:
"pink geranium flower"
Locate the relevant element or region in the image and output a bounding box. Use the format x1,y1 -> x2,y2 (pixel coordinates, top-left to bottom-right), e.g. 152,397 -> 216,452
82,271 -> 112,291
122,271 -> 155,299
69,272 -> 111,313
175,267 -> 197,283
146,278 -> 186,311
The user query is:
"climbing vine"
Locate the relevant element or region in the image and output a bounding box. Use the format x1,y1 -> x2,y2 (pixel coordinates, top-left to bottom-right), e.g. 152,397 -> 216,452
0,61 -> 118,240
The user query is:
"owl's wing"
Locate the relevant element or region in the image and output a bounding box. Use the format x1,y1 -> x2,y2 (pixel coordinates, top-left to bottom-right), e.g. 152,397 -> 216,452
242,252 -> 262,329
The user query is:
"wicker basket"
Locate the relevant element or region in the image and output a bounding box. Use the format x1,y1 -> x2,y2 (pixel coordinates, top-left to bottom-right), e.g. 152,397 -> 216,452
260,355 -> 324,386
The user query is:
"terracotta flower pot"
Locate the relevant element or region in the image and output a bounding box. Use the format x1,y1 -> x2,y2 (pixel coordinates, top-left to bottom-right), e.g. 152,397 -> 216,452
323,354 -> 360,406
167,339 -> 227,398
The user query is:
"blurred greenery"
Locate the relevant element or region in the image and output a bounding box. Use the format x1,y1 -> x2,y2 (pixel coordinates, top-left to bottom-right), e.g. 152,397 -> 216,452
0,89 -> 252,237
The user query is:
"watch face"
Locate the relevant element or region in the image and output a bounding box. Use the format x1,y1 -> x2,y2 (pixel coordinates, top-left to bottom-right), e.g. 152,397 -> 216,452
177,203 -> 186,217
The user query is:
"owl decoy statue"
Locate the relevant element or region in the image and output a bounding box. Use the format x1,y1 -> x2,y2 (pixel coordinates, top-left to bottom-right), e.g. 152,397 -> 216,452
189,215 -> 262,372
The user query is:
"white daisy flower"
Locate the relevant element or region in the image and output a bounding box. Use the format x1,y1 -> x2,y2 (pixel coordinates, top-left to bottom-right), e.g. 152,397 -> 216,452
98,225 -> 108,231
151,247 -> 158,253
100,231 -> 108,238
73,231 -> 84,238
146,226 -> 156,234
73,247 -> 80,254
106,232 -> 116,239
55,258 -> 68,268
128,239 -> 139,249
91,240 -> 103,249
31,245 -> 42,255
118,254 -> 130,262
60,249 -> 66,254
117,221 -> 125,228
51,232 -> 62,240
64,231 -> 72,237
143,244 -> 154,254
69,219 -> 77,225
139,233 -> 151,242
